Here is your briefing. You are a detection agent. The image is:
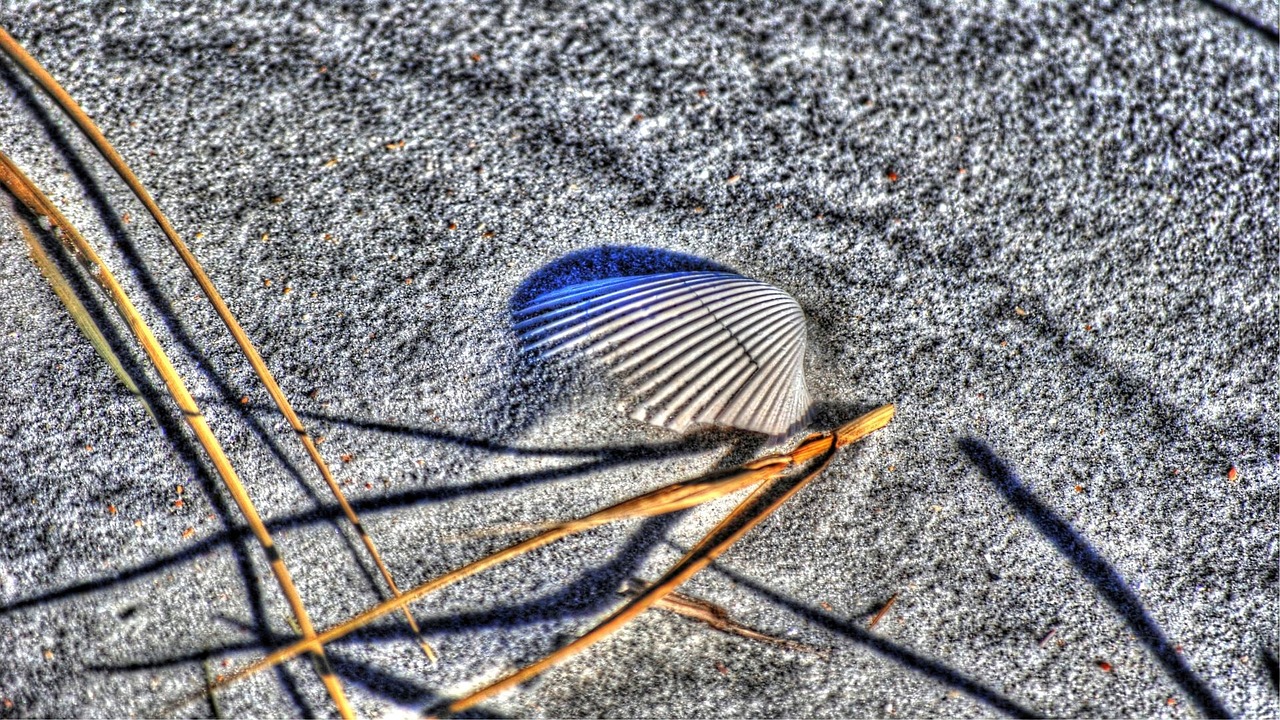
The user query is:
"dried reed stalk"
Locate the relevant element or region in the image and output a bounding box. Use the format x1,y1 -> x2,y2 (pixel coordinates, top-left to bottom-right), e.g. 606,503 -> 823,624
16,213 -> 157,424
618,578 -> 828,656
444,404 -> 893,714
0,23 -> 435,664
188,404 -> 894,714
0,149 -> 355,719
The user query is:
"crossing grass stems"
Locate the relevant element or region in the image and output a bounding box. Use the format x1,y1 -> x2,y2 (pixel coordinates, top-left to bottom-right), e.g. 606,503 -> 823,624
0,26 -> 894,717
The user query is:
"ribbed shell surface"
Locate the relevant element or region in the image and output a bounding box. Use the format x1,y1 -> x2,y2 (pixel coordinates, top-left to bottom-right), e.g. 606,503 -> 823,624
514,272 -> 811,436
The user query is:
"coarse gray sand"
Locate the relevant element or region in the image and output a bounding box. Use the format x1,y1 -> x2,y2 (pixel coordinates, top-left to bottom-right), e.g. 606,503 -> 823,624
0,2 -> 1275,717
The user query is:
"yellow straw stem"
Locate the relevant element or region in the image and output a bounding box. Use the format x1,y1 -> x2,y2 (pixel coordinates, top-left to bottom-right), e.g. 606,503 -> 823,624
0,22 -> 434,664
196,457 -> 793,698
0,150 -> 354,720
196,404 -> 894,711
17,214 -> 158,424
445,404 -> 893,713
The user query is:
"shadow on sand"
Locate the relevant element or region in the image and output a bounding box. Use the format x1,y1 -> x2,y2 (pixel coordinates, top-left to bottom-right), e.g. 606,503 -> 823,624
959,437 -> 1232,719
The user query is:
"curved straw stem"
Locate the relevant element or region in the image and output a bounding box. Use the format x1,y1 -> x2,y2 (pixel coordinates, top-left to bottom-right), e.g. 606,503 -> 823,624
183,404 -> 893,713
189,457 -> 793,701
445,403 -> 893,714
447,444 -> 838,714
0,23 -> 435,664
17,217 -> 158,425
0,150 -> 354,719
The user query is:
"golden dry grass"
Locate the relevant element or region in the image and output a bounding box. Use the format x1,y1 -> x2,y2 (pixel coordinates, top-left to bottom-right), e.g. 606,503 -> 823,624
0,25 -> 894,718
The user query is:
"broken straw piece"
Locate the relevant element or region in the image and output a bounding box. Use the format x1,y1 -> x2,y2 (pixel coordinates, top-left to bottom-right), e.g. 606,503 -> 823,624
514,271 -> 811,436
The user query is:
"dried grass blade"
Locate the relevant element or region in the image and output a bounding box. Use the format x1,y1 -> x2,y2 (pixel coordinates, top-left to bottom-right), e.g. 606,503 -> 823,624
444,403 -> 895,714
0,23 -> 435,663
0,149 -> 354,719
868,592 -> 899,629
183,405 -> 890,710
619,578 -> 828,657
444,439 -> 837,715
189,456 -> 792,702
15,212 -> 158,425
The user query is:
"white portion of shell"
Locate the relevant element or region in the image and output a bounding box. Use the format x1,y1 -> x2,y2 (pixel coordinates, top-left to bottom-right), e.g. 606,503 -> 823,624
514,271 -> 811,436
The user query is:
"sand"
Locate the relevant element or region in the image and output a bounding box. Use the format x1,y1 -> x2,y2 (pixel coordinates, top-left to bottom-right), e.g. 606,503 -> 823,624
0,2 -> 1275,717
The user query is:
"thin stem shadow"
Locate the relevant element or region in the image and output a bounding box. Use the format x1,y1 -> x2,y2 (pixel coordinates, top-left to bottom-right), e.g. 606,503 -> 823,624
278,405 -> 748,458
703,562 -> 1041,717
327,650 -> 506,718
959,437 -> 1232,719
87,514 -> 687,713
0,432 -> 729,615
1194,0 -> 1279,43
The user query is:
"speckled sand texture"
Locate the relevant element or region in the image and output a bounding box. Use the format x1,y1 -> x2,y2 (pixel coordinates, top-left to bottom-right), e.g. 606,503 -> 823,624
0,2 -> 1275,718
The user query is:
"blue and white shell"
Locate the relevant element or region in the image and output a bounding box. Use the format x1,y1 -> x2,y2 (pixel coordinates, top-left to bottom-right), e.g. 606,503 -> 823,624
514,271 -> 811,436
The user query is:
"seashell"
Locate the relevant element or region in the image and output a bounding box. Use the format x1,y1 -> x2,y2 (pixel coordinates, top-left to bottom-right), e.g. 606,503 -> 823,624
514,271 -> 811,436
